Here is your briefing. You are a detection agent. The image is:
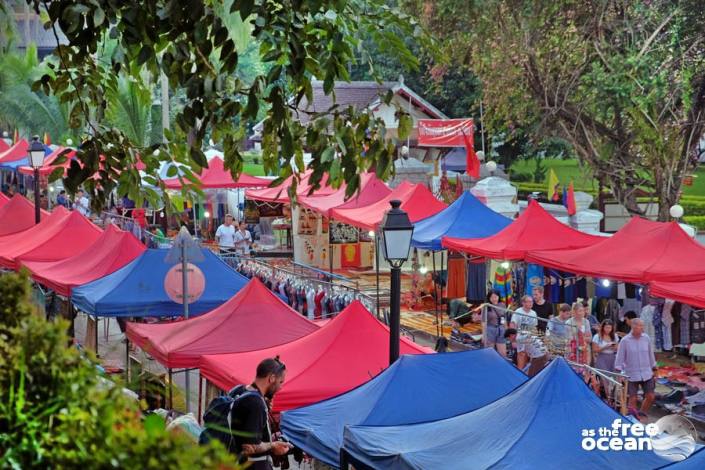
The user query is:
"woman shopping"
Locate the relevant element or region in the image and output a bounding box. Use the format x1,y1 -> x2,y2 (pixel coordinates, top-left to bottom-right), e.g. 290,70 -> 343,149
566,301 -> 592,365
481,290 -> 507,357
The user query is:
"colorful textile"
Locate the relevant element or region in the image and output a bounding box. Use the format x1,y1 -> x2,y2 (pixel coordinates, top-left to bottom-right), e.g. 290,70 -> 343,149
493,266 -> 513,304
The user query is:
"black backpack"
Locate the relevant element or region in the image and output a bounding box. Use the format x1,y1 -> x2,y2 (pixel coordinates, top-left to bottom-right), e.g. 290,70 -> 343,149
199,384 -> 256,451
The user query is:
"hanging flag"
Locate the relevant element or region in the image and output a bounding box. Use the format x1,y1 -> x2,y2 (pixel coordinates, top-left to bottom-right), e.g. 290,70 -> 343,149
566,181 -> 577,215
547,169 -> 561,202
43,132 -> 51,145
562,185 -> 568,207
463,131 -> 480,178
455,174 -> 464,198
13,129 -> 19,144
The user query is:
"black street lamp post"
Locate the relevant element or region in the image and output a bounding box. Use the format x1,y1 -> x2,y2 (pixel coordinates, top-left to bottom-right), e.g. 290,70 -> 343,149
28,135 -> 46,224
380,199 -> 414,365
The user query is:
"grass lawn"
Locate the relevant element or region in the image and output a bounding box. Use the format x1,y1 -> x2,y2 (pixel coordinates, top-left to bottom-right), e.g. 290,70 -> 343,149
510,158 -> 705,197
243,163 -> 265,176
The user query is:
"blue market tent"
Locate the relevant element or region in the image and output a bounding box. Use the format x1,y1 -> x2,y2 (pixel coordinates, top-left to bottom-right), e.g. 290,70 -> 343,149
411,191 -> 512,250
342,358 -> 671,470
281,349 -> 526,468
663,446 -> 705,468
72,248 -> 248,317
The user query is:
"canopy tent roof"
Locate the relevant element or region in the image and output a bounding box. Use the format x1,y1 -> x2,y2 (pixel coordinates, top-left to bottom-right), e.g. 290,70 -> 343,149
0,195 -> 51,236
281,349 -> 527,468
663,447 -> 705,469
0,192 -> 8,208
527,217 -> 705,283
411,191 -> 512,251
297,173 -> 391,217
648,279 -> 705,308
18,147 -> 76,176
342,358 -> 670,470
442,199 -> 602,260
22,225 -> 145,296
0,139 -> 28,167
0,209 -> 102,270
0,139 -> 9,153
72,248 -> 248,317
125,278 -> 318,369
162,156 -> 270,189
330,181 -> 447,231
0,139 -> 52,170
199,301 -> 431,412
245,170 -> 337,204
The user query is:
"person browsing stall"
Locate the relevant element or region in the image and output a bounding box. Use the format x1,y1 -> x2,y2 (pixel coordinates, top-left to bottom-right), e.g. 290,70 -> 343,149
234,220 -> 253,255
531,286 -> 552,333
231,357 -> 293,469
215,214 -> 236,254
615,318 -> 657,420
510,295 -> 538,370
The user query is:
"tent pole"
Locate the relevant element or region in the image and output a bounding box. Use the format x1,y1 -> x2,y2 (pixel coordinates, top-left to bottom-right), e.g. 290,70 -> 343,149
94,315 -> 99,358
198,373 -> 203,424
340,449 -> 349,469
168,368 -> 173,409
125,339 -> 130,383
433,251 -> 439,338
375,232 -> 380,320
440,251 -> 445,338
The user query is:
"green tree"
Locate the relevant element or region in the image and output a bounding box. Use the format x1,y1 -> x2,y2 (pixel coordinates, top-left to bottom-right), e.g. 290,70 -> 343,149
407,0 -> 705,220
105,74 -> 156,147
0,271 -> 239,468
0,44 -> 72,142
27,0 -> 425,212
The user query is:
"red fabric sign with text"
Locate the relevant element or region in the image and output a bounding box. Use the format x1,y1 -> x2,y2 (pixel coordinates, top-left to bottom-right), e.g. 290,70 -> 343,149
418,119 -> 479,177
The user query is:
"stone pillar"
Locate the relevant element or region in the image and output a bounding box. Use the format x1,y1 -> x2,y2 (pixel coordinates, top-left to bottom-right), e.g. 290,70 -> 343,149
570,191 -> 604,233
470,176 -> 519,218
388,157 -> 432,188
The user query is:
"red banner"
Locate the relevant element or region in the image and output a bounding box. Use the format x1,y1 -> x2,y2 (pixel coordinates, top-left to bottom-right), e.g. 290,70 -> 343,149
418,119 -> 479,178
417,119 -> 474,147
340,243 -> 361,267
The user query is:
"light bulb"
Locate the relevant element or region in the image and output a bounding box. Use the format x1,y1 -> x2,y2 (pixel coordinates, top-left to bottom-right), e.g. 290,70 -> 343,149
66,138 -> 73,146
500,261 -> 510,269
669,204 -> 684,219
368,230 -> 375,237
419,266 -> 428,275
204,211 -> 211,218
601,279 -> 611,287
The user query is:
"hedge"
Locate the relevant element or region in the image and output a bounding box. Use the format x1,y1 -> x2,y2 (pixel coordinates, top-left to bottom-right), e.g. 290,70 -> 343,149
683,216 -> 705,230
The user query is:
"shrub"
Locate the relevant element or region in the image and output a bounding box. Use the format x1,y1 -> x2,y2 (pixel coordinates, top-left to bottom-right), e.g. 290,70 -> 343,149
683,216 -> 705,231
0,272 -> 239,469
510,172 -> 533,183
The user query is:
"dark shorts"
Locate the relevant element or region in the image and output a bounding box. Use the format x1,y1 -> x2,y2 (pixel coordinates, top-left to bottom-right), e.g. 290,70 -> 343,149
627,377 -> 655,396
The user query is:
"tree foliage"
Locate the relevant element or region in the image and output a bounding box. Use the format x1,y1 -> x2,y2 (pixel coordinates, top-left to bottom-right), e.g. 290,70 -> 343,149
27,0 -> 425,212
408,0 -> 705,219
0,271 -> 239,468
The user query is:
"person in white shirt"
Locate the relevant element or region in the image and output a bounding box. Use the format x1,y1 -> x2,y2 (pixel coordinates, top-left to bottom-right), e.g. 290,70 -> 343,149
510,295 -> 538,370
234,220 -> 252,255
74,189 -> 90,217
215,214 -> 236,254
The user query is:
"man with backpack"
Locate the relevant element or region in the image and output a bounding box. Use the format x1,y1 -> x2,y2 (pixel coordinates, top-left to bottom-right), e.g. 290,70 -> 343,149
200,357 -> 292,469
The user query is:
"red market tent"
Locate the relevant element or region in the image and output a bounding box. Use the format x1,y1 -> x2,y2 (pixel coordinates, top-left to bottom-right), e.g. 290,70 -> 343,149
442,199 -> 602,261
126,278 -> 319,369
0,139 -> 9,153
297,173 -> 391,217
0,139 -> 28,165
527,217 -> 705,283
18,147 -> 76,177
649,279 -> 705,308
0,195 -> 52,236
0,208 -> 102,270
0,192 -> 8,208
162,156 -> 270,189
329,181 -> 447,231
245,170 -> 338,204
22,224 -> 145,296
199,300 -> 431,412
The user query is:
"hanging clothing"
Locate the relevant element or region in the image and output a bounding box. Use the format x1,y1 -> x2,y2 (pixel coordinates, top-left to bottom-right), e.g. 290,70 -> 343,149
447,256 -> 467,300
314,290 -> 325,320
680,304 -> 692,345
546,270 -> 562,304
691,309 -> 705,345
493,266 -> 513,305
465,261 -> 486,303
525,264 -> 544,297
640,305 -> 657,350
662,300 -> 675,351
